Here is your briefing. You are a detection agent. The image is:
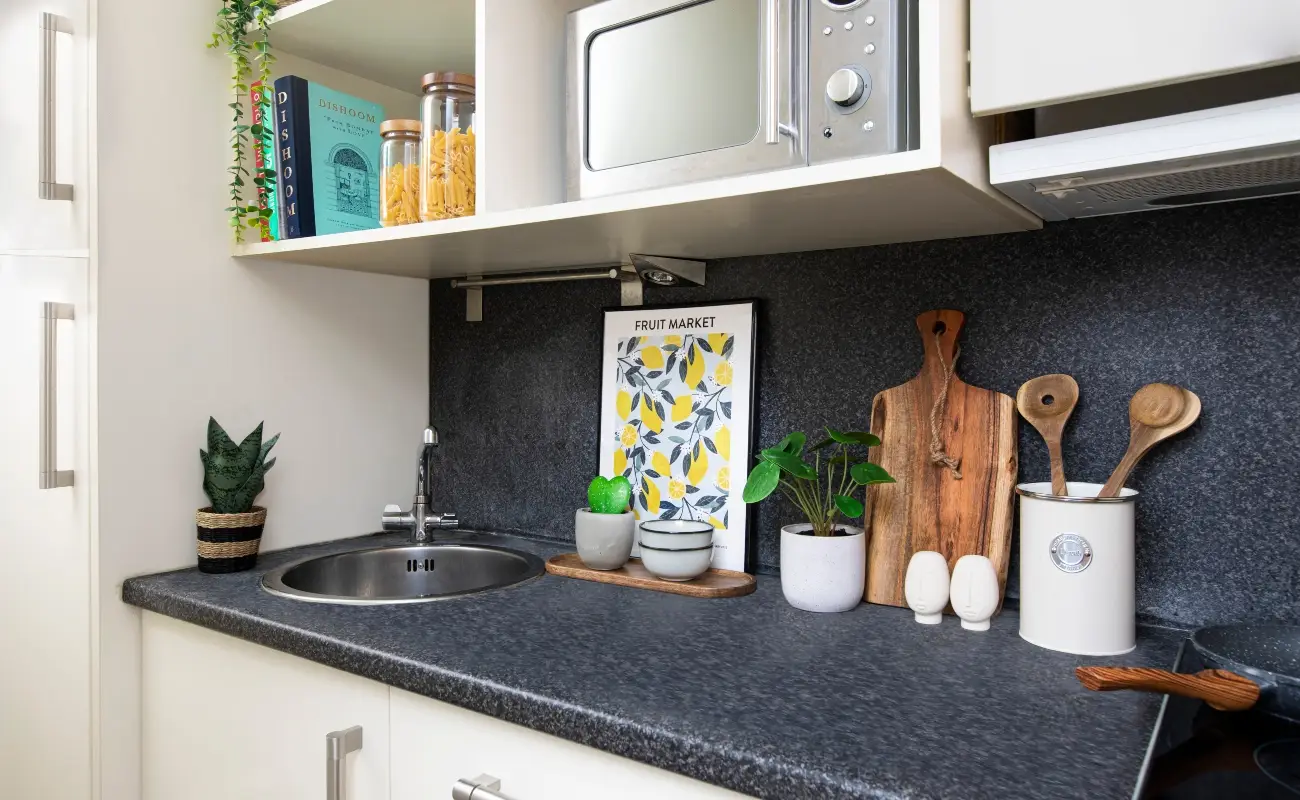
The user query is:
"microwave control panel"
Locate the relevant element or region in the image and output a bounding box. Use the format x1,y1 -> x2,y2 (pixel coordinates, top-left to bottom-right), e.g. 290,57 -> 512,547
808,0 -> 914,165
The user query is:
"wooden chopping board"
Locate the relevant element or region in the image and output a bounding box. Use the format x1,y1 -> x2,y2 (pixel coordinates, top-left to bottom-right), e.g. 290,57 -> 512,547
864,310 -> 1018,607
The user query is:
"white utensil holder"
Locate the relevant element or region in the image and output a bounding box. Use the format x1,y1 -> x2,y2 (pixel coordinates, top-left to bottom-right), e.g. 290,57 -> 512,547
1017,482 -> 1138,656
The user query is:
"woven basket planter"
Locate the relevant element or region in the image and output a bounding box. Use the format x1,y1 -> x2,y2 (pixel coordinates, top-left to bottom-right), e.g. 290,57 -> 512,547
195,506 -> 266,574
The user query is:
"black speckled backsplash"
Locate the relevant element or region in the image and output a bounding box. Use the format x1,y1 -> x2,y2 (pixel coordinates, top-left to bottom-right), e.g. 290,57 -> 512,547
430,195 -> 1300,628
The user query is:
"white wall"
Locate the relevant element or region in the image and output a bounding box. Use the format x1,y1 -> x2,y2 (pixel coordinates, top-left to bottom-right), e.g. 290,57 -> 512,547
94,1 -> 429,797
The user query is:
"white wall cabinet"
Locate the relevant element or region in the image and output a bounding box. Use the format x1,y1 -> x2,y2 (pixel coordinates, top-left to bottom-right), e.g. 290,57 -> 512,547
0,0 -> 89,253
142,613 -> 747,800
0,254 -> 91,800
970,0 -> 1300,116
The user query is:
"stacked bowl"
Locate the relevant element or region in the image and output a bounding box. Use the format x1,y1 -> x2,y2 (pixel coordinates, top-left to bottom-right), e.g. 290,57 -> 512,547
638,520 -> 715,581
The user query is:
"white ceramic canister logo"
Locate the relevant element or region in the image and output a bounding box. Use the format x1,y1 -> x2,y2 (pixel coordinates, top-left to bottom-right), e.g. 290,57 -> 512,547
1049,532 -> 1092,573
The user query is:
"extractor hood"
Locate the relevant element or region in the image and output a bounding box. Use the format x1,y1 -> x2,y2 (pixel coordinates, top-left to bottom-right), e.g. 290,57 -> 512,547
990,92 -> 1300,221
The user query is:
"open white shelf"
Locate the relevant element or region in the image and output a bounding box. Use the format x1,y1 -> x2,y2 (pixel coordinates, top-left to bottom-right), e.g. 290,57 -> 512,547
233,152 -> 1038,277
242,0 -> 1042,279
268,0 -> 475,93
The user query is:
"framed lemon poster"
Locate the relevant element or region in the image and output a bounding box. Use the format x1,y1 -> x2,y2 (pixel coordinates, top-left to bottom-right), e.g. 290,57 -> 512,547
599,300 -> 758,572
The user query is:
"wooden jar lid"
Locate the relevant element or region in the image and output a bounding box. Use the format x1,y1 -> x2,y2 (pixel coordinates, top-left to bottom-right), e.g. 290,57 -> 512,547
380,119 -> 422,135
421,72 -> 475,91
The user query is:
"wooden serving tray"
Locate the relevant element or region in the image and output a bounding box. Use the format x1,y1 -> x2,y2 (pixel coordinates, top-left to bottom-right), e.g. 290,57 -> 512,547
544,554 -> 756,598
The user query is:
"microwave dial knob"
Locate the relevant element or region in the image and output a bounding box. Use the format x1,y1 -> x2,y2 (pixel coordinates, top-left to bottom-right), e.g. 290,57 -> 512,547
826,68 -> 865,107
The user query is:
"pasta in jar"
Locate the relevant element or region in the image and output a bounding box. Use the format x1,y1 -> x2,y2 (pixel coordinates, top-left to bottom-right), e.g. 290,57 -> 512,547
422,128 -> 475,221
379,120 -> 421,227
419,72 -> 476,222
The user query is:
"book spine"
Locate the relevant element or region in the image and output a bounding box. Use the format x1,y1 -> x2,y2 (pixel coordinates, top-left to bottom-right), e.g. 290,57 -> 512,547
273,75 -> 315,238
250,82 -> 276,242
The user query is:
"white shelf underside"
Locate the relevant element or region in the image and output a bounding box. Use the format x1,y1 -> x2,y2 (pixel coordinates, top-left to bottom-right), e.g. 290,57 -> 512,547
233,153 -> 1041,278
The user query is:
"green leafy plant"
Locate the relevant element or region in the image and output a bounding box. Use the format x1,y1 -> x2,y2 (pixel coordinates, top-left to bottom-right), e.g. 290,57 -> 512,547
209,0 -> 279,242
742,428 -> 895,537
200,418 -> 279,514
587,475 -> 633,514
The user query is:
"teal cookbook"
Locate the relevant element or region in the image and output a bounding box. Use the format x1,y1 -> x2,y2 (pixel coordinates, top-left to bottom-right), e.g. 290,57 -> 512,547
273,76 -> 384,238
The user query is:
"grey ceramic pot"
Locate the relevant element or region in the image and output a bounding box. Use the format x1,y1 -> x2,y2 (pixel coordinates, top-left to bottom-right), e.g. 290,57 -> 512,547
574,508 -> 635,570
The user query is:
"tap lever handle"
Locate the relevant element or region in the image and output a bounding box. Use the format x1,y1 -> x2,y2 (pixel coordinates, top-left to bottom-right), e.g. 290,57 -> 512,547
424,427 -> 438,446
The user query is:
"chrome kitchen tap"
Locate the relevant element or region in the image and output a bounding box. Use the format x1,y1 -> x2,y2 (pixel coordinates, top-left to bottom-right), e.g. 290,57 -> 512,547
381,427 -> 458,543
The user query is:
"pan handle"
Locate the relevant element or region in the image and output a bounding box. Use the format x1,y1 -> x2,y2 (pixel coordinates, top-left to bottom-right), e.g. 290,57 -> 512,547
1075,666 -> 1260,712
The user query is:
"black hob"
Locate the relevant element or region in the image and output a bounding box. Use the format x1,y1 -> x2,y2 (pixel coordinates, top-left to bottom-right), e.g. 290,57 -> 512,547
1136,643 -> 1300,798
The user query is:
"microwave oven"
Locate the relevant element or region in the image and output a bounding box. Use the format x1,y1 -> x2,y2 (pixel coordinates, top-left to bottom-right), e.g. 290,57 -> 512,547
566,0 -> 917,201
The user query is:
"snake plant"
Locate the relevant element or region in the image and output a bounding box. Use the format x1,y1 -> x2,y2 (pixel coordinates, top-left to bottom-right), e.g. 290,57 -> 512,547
200,418 -> 279,514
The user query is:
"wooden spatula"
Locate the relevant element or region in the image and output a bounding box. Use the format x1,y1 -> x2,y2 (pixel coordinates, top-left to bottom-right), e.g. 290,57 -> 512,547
1098,383 -> 1201,498
1075,666 -> 1259,711
1016,374 -> 1079,496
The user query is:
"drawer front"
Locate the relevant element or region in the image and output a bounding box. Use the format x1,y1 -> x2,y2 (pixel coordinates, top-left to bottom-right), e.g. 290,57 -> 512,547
390,688 -> 750,800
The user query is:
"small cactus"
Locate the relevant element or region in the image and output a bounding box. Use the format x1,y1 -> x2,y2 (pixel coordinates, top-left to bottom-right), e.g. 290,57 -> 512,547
200,417 -> 279,514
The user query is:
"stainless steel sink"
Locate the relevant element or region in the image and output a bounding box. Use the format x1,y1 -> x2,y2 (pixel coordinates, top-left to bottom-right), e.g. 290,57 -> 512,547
261,543 -> 546,604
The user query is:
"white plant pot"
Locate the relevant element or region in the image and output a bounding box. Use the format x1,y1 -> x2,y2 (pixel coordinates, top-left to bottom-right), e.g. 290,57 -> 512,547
779,524 -> 865,613
574,508 -> 635,570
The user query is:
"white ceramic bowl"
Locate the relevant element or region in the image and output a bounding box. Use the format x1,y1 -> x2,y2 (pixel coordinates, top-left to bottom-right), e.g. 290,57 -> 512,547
639,542 -> 713,582
638,519 -> 714,550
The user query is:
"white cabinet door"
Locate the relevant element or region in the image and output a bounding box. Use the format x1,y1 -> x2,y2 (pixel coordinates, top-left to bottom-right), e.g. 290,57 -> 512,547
0,0 -> 89,252
390,688 -> 750,800
970,0 -> 1300,116
142,613 -> 390,800
0,254 -> 91,800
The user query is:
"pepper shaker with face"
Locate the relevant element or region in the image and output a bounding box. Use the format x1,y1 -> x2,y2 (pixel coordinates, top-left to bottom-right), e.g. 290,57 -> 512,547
950,555 -> 999,631
904,551 -> 951,625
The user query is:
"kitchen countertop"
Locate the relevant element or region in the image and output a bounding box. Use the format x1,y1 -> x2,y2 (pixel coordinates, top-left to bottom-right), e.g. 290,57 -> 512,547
123,531 -> 1184,800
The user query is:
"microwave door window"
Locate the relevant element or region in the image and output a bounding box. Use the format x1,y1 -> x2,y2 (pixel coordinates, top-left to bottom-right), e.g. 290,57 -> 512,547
586,0 -> 761,171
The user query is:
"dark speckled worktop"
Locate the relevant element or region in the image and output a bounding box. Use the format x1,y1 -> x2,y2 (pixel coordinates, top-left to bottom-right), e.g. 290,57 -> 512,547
123,531 -> 1185,800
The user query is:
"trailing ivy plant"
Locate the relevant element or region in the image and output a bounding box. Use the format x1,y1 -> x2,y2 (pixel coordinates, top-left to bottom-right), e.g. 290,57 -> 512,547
209,0 -> 279,242
742,428 -> 896,537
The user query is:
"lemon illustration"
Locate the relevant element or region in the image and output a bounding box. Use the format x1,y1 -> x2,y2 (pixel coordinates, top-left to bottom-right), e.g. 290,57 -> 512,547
671,395 -> 693,422
664,335 -> 683,347
715,425 -> 731,460
640,395 -> 663,434
714,361 -> 733,386
613,448 -> 627,476
685,344 -> 705,388
620,425 -> 638,447
668,479 -> 686,500
644,479 -> 661,515
708,333 -> 728,353
716,466 -> 730,490
652,451 -> 671,476
616,390 -> 632,420
641,345 -> 664,370
688,449 -> 708,486
708,515 -> 725,530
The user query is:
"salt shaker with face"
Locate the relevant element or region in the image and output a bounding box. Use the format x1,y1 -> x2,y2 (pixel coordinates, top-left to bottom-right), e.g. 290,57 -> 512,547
904,550 -> 950,625
949,554 -> 1000,631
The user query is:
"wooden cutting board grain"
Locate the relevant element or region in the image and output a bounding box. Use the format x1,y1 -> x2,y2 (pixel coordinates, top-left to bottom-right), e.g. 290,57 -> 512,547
864,310 -> 1018,608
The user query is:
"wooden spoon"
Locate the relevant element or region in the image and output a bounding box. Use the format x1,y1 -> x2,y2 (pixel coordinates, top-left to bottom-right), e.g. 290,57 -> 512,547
1016,374 -> 1079,496
1098,383 -> 1201,498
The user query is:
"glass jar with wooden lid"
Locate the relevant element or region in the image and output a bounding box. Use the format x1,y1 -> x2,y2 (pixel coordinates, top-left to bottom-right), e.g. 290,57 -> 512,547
380,119 -> 422,227
419,72 -> 476,221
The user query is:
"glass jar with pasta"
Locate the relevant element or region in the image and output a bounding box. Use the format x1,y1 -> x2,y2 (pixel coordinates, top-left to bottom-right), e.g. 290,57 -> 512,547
379,119 -> 421,227
419,72 -> 476,221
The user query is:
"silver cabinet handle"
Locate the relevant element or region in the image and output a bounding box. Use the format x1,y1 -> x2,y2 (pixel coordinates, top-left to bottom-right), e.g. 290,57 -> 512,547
762,0 -> 781,144
39,12 -> 74,201
39,302 -> 74,489
452,774 -> 519,800
325,726 -> 363,800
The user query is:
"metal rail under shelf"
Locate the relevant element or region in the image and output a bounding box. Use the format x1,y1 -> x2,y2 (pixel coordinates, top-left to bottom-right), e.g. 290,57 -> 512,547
450,255 -> 706,321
